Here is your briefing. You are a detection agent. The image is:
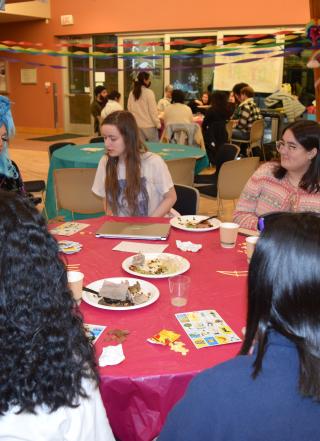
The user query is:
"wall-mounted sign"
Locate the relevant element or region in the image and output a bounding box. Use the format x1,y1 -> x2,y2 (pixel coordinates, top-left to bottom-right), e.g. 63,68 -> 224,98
20,68 -> 37,84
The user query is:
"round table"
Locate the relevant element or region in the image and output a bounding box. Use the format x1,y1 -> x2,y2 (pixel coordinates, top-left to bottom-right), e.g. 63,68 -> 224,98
45,142 -> 209,220
53,216 -> 248,441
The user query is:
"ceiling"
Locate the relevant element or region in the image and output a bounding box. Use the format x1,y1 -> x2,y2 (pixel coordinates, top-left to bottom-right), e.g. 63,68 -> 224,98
0,0 -> 49,24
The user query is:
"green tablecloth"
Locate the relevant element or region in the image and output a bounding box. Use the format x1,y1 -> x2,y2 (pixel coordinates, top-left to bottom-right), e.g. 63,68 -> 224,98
45,142 -> 209,220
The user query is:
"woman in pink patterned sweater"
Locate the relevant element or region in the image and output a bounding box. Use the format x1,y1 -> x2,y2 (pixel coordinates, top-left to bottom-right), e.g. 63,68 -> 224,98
234,120 -> 320,230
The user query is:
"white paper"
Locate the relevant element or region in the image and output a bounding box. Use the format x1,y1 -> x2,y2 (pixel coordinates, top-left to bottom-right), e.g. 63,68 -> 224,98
176,240 -> 202,252
81,147 -> 104,152
99,344 -> 125,367
112,241 -> 168,253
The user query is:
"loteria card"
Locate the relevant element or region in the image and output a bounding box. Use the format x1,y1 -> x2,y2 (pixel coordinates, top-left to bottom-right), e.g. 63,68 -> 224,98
50,222 -> 89,236
175,310 -> 241,349
84,324 -> 106,344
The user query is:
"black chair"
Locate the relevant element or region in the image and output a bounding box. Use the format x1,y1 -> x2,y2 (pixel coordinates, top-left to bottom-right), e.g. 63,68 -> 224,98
173,184 -> 199,215
49,142 -> 76,160
11,161 -> 45,206
90,136 -> 104,143
202,120 -> 229,166
196,143 -> 240,197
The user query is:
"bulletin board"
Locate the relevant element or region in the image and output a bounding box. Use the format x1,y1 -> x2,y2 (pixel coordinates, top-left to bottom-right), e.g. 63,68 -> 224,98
213,46 -> 284,93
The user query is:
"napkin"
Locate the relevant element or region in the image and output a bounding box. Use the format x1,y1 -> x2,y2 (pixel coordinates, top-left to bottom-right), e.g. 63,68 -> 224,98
112,241 -> 168,253
81,147 -> 104,152
99,344 -> 125,367
176,240 -> 202,252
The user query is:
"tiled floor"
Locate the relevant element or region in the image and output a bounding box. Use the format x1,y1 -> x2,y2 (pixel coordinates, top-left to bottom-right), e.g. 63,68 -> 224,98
9,131 -> 235,220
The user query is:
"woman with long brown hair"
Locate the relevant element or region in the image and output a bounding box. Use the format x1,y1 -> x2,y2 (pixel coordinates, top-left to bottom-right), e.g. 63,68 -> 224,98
92,110 -> 176,216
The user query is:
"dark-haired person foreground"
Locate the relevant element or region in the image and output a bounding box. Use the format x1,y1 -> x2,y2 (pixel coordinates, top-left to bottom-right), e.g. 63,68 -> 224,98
234,119 -> 320,230
0,191 -> 115,441
159,212 -> 320,441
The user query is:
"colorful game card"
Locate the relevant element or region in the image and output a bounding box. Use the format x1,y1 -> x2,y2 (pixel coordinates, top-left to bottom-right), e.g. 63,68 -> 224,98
84,324 -> 106,344
175,310 -> 241,349
50,222 -> 89,236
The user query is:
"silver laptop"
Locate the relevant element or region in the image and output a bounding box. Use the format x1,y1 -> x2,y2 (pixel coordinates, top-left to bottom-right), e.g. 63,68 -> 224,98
96,221 -> 170,241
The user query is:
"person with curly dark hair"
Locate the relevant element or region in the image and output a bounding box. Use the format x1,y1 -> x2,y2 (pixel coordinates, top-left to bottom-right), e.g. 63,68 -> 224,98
0,191 -> 115,441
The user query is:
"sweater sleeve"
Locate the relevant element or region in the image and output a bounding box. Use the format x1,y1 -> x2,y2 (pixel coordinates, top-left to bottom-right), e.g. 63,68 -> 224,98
236,104 -> 250,130
233,164 -> 267,230
147,90 -> 161,129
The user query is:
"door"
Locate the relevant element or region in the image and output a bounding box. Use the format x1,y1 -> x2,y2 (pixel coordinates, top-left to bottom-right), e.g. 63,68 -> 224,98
63,37 -> 93,135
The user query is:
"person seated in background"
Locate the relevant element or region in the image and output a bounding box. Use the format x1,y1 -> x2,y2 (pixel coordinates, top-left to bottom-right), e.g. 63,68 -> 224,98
188,91 -> 212,114
229,82 -> 249,119
0,95 -> 25,195
233,120 -> 320,230
100,90 -> 122,120
157,84 -> 173,113
90,85 -> 108,135
163,89 -> 193,126
92,110 -> 176,217
159,212 -> 320,441
231,85 -> 262,140
0,191 -> 115,441
202,90 -> 234,165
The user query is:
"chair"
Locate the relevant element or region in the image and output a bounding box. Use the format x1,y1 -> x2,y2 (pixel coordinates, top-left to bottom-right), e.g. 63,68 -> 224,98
173,184 -> 199,215
198,157 -> 260,216
166,157 -> 196,186
216,157 -> 260,215
49,142 -> 76,160
195,143 -> 240,186
225,120 -> 233,143
53,168 -> 104,219
90,136 -> 104,143
161,123 -> 205,151
231,119 -> 265,159
11,160 -> 45,206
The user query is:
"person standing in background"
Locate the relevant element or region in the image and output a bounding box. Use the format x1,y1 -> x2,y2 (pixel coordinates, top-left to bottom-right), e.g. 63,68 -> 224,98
101,91 -> 123,120
127,72 -> 161,142
91,85 -> 108,135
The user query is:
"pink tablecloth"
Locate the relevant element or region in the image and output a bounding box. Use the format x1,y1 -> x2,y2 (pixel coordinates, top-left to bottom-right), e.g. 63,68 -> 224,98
56,216 -> 248,441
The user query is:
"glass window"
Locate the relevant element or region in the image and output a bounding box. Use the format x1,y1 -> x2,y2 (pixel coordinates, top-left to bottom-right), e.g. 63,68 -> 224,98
123,37 -> 164,106
283,38 -> 314,107
169,36 -> 217,100
93,35 -> 118,93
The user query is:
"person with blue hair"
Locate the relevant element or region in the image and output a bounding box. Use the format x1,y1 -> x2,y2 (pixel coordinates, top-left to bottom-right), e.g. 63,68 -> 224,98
0,95 -> 25,195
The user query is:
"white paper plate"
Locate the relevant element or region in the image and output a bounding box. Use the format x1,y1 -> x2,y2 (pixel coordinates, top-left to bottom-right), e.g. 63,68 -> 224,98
122,253 -> 190,279
82,277 -> 160,311
170,215 -> 221,232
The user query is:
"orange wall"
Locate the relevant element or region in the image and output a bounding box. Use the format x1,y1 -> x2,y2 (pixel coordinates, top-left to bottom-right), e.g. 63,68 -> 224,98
0,0 -> 311,131
51,0 -> 309,35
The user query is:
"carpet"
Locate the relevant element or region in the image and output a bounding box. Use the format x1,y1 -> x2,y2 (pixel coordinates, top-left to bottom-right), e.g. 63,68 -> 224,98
27,133 -> 86,142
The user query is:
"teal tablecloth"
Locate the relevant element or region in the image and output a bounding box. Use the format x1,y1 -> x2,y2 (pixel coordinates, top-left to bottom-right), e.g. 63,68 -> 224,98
45,142 -> 209,220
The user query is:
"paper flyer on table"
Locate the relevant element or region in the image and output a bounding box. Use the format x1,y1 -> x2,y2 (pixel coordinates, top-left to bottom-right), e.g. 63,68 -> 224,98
112,241 -> 168,253
84,324 -> 106,344
50,222 -> 89,236
175,310 -> 241,349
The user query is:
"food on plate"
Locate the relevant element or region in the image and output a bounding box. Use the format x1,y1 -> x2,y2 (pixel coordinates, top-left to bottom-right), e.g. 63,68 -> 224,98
177,217 -> 212,229
97,279 -> 150,307
129,256 -> 180,275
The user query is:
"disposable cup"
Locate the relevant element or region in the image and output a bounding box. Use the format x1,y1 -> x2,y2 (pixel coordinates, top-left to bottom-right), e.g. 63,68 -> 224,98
67,271 -> 84,304
246,236 -> 259,263
168,275 -> 190,307
219,222 -> 239,249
